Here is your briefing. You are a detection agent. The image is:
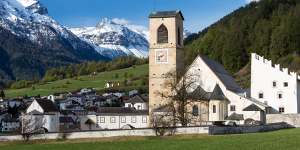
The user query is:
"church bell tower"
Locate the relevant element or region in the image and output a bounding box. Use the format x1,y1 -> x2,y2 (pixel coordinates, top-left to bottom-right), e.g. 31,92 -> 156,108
148,10 -> 184,113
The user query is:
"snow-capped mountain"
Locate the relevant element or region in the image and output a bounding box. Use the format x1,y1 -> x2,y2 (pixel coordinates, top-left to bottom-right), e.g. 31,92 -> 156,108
0,0 -> 108,82
70,18 -> 149,59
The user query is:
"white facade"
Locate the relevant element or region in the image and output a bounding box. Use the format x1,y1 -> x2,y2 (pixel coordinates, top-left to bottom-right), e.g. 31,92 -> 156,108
47,95 -> 55,102
21,114 -> 60,133
25,100 -> 60,132
26,100 -> 44,113
251,53 -> 300,114
96,115 -> 148,130
125,102 -> 148,110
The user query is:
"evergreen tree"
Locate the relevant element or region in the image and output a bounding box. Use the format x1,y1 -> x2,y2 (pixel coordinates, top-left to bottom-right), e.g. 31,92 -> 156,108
0,90 -> 5,98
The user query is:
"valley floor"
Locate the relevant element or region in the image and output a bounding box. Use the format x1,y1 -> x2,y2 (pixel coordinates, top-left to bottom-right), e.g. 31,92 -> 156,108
0,128 -> 300,150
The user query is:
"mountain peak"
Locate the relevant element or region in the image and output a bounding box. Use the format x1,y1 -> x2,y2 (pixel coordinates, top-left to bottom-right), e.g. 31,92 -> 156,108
16,0 -> 38,7
17,0 -> 48,15
96,18 -> 124,30
70,18 -> 149,59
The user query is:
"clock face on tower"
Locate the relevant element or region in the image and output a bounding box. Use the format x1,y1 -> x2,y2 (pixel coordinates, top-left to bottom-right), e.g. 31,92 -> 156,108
155,49 -> 168,63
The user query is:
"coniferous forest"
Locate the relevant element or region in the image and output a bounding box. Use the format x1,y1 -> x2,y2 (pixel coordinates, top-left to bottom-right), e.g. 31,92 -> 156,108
185,0 -> 300,79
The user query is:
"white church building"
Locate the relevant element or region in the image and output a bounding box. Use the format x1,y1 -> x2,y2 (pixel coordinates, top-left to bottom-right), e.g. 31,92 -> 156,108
184,55 -> 268,124
251,53 -> 300,114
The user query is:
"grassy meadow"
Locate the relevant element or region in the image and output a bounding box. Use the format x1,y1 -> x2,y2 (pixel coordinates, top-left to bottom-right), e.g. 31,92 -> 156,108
5,64 -> 148,98
0,128 -> 300,150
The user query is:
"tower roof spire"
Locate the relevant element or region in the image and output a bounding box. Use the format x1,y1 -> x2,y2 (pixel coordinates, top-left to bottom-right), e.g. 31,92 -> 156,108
149,10 -> 184,20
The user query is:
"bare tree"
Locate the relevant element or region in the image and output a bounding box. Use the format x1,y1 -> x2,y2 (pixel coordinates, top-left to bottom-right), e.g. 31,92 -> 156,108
150,110 -> 176,136
154,69 -> 208,127
21,114 -> 46,141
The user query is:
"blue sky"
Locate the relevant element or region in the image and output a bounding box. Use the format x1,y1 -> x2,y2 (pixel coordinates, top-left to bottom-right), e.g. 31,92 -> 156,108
40,0 -> 254,32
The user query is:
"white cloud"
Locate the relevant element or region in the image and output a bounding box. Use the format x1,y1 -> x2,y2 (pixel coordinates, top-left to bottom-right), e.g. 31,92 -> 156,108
246,0 -> 260,3
111,18 -> 131,25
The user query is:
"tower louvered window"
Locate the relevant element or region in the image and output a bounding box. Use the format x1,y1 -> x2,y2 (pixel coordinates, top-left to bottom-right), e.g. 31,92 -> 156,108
157,24 -> 168,43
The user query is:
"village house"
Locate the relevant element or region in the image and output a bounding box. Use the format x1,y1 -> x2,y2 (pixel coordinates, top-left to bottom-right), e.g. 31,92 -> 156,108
0,117 -> 20,132
104,81 -> 120,89
24,99 -> 60,132
59,116 -> 78,131
95,107 -> 148,130
124,95 -> 148,110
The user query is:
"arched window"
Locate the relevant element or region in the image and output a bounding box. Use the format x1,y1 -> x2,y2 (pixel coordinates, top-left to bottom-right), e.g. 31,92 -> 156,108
157,24 -> 168,43
177,27 -> 181,45
192,105 -> 199,116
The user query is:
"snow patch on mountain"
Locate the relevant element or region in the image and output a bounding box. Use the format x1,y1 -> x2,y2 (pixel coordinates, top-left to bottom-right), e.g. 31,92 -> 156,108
0,0 -> 91,49
70,18 -> 149,59
16,0 -> 37,7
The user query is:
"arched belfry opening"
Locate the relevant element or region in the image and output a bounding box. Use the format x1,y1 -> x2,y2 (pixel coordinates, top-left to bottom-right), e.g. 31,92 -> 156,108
157,24 -> 168,43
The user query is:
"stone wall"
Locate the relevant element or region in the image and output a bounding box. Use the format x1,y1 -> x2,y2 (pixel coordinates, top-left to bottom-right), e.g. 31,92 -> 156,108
0,126 -> 209,141
209,123 -> 292,135
267,114 -> 300,127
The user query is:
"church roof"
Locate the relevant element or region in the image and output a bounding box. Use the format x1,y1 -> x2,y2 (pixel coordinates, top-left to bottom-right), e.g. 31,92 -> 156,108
199,55 -> 243,93
149,10 -> 184,20
210,84 -> 227,100
188,86 -> 211,100
243,104 -> 263,111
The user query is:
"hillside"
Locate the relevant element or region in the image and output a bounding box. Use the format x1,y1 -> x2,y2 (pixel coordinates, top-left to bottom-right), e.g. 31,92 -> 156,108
0,0 -> 108,86
5,64 -> 148,98
185,0 -> 300,88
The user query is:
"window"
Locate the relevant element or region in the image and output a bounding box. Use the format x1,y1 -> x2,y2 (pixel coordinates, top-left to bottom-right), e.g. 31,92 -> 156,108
131,116 -> 137,123
100,117 -> 105,123
284,82 -> 288,87
121,117 -> 126,123
230,105 -> 236,111
278,93 -> 283,99
259,93 -> 264,99
142,116 -> 147,123
213,105 -> 216,113
273,81 -> 277,87
192,105 -> 199,116
157,24 -> 168,43
177,27 -> 181,45
110,117 -> 116,123
279,107 -> 285,113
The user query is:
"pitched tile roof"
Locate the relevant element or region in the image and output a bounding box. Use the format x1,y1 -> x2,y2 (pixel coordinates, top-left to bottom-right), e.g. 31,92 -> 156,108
35,99 -> 59,113
243,104 -> 263,111
125,95 -> 147,103
199,55 -> 243,93
149,10 -> 184,20
188,86 -> 211,100
210,84 -> 227,100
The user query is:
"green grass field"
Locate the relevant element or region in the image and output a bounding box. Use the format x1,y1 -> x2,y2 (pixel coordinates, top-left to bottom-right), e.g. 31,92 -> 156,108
5,64 -> 148,98
0,128 -> 300,150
